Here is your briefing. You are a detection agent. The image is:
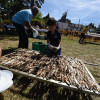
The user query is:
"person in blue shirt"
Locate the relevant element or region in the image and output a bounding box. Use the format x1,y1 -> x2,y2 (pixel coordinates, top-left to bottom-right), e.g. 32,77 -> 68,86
12,6 -> 39,48
47,18 -> 61,56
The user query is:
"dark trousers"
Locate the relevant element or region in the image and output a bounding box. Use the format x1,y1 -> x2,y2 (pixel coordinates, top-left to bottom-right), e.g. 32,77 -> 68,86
79,33 -> 86,44
13,22 -> 28,48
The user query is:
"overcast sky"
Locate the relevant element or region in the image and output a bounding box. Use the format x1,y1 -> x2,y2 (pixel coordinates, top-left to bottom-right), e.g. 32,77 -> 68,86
40,0 -> 100,26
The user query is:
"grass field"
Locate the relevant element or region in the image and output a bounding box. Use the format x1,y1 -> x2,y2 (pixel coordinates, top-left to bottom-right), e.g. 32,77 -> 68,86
0,34 -> 100,100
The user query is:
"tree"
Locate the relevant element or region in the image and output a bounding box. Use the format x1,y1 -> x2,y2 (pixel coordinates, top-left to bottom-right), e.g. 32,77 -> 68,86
0,0 -> 45,19
0,0 -> 8,7
34,0 -> 44,8
0,0 -> 26,19
32,12 -> 45,27
88,23 -> 96,29
22,0 -> 44,8
96,24 -> 100,33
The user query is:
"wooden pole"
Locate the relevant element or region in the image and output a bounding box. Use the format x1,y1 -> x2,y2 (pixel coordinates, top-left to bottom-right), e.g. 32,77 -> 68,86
31,0 -> 34,8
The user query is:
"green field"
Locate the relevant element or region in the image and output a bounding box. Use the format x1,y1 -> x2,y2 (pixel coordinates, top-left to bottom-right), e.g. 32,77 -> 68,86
0,34 -> 100,100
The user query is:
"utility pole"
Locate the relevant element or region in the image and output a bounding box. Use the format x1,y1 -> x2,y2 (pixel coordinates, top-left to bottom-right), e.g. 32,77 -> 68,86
66,10 -> 68,18
78,19 -> 80,31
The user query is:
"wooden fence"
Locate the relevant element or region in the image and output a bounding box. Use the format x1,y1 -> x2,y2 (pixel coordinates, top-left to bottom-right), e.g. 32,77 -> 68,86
59,30 -> 100,42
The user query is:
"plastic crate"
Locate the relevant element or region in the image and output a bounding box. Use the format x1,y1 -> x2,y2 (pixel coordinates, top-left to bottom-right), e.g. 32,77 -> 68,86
32,42 -> 43,51
40,44 -> 48,54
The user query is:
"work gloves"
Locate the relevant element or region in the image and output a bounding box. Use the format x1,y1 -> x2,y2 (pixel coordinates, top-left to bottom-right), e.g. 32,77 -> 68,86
48,43 -> 60,52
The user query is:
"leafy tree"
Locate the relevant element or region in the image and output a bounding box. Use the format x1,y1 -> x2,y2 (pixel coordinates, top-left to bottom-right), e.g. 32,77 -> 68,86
0,0 -> 44,19
0,0 -> 27,19
0,0 -> 8,7
88,23 -> 96,29
33,0 -> 44,8
32,12 -> 45,27
96,24 -> 100,32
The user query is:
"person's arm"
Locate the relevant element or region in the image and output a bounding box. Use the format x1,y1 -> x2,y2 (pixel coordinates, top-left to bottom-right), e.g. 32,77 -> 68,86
24,21 -> 35,31
47,39 -> 50,44
47,31 -> 50,44
58,40 -> 61,48
58,31 -> 61,48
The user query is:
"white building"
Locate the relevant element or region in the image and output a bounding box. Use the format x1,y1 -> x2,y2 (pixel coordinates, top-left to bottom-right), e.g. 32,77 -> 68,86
57,22 -> 84,31
57,22 -> 68,30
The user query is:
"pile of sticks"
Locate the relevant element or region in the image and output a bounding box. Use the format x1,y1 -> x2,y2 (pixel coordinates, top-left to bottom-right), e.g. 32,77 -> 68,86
0,49 -> 100,93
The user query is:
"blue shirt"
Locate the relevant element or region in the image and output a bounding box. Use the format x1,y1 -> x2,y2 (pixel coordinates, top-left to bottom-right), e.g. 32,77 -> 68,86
47,29 -> 61,47
12,9 -> 33,26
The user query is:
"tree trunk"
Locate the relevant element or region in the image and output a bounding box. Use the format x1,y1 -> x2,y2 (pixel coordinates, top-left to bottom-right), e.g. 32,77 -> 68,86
31,0 -> 34,8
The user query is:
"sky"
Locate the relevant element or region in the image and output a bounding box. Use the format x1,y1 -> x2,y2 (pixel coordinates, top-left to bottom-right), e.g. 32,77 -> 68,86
40,0 -> 100,26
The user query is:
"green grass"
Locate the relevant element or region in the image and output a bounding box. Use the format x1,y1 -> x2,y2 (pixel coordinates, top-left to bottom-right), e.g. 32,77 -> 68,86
0,34 -> 100,100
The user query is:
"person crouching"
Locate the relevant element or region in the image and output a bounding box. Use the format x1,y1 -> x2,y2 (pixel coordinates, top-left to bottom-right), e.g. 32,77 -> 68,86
47,18 -> 61,56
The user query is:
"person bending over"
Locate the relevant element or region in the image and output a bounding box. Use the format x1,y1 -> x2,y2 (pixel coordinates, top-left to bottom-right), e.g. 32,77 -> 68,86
12,6 -> 39,48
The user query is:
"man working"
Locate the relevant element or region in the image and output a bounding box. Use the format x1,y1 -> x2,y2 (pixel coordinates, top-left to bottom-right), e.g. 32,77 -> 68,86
79,26 -> 88,44
12,6 -> 39,48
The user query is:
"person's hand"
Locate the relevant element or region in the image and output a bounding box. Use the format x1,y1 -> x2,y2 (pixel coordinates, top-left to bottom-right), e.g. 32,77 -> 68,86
31,27 -> 38,38
53,46 -> 60,50
51,46 -> 60,52
48,44 -> 60,52
31,27 -> 36,32
48,43 -> 53,50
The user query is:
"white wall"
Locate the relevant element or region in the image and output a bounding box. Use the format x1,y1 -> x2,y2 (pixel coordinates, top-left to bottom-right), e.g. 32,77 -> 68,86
57,22 -> 68,30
